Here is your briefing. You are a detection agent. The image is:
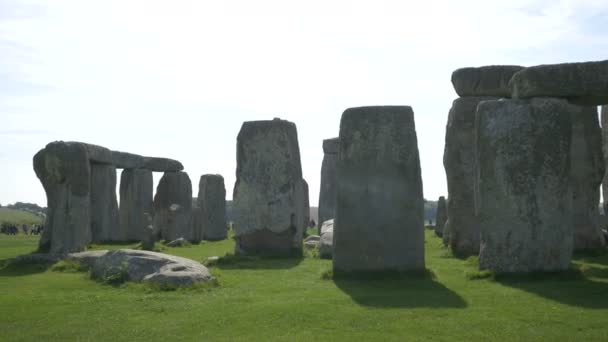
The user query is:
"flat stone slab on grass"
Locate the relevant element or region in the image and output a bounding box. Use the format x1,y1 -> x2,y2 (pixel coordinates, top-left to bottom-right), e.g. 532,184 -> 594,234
451,65 -> 523,97
68,249 -> 213,287
509,60 -> 608,105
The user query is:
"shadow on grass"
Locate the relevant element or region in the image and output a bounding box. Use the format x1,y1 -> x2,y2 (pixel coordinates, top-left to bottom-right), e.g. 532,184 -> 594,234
495,268 -> 608,309
332,270 -> 467,308
0,258 -> 54,277
214,253 -> 303,270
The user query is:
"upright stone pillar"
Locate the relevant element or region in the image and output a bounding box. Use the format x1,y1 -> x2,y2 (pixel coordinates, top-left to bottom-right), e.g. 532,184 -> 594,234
33,141 -> 92,253
434,196 -> 447,238
476,98 -> 574,273
333,106 -> 424,272
119,168 -> 153,241
233,118 -> 307,255
571,106 -> 606,251
443,96 -> 498,255
154,171 -> 193,242
197,174 -> 228,241
90,163 -> 119,243
601,106 -> 608,218
318,138 -> 339,234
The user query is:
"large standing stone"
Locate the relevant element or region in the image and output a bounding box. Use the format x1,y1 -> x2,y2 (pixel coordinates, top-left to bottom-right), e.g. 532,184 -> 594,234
571,106 -> 606,251
601,106 -> 608,217
119,169 -> 153,241
233,118 -> 307,255
154,171 -> 194,242
318,137 -> 339,234
476,98 -> 574,273
434,196 -> 447,238
451,65 -> 523,97
333,106 -> 424,272
297,179 -> 310,234
33,141 -> 92,253
197,174 -> 228,241
90,163 -> 120,243
509,60 -> 608,106
444,96 -> 498,256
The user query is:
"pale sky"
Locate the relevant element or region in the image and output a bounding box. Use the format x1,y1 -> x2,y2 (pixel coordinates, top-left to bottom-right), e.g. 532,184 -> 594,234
1,0 -> 607,207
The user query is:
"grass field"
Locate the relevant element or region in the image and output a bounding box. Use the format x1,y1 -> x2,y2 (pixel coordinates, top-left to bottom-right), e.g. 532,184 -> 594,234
1,229 -> 608,341
0,208 -> 44,225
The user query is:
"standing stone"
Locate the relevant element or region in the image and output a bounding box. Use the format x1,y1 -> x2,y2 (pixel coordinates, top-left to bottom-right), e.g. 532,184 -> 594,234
197,174 -> 228,241
33,141 -> 92,253
571,106 -> 606,251
233,118 -> 307,255
154,171 -> 194,242
434,196 -> 447,238
90,163 -> 120,243
509,60 -> 608,106
141,212 -> 156,251
318,137 -> 339,234
333,106 -> 424,272
601,106 -> 608,217
297,179 -> 310,234
119,169 -> 153,241
444,96 -> 498,256
476,98 -> 574,273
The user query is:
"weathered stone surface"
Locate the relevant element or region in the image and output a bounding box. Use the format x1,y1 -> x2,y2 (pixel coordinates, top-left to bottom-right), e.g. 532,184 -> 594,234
451,65 -> 524,97
166,237 -> 188,247
197,174 -> 227,241
142,157 -> 184,172
33,141 -> 92,253
510,60 -> 608,105
119,169 -> 154,241
318,137 -> 339,234
110,151 -> 145,169
141,213 -> 156,251
70,249 -> 213,287
320,222 -> 334,259
571,106 -> 606,251
334,106 -> 425,272
444,97 -> 498,256
601,106 -> 608,216
434,196 -> 447,238
304,235 -> 321,243
154,171 -> 194,242
296,179 -> 310,235
322,137 -> 340,154
90,163 -> 120,243
476,98 -> 574,273
233,119 -> 307,255
320,219 -> 334,235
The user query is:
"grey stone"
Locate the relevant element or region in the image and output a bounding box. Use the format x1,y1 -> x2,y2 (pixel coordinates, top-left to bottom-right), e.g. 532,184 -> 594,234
320,219 -> 334,235
82,143 -> 114,165
333,106 -> 425,272
110,151 -> 145,169
142,157 -> 184,172
233,119 -> 307,255
196,174 -> 227,241
451,65 -> 524,97
602,106 -> 608,216
33,141 -> 92,254
304,235 -> 321,243
304,240 -> 320,249
119,168 -> 154,241
141,212 -> 156,251
90,163 -> 120,243
509,60 -> 608,105
444,96 -> 499,256
320,230 -> 333,259
571,106 -> 606,251
476,98 -> 574,273
70,249 -> 213,287
166,237 -> 188,247
318,137 -> 339,234
154,171 -> 194,242
296,179 -> 310,236
434,196 -> 447,238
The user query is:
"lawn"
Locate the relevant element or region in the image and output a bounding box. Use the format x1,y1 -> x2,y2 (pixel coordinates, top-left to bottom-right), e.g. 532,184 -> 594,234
0,208 -> 44,226
1,230 -> 608,341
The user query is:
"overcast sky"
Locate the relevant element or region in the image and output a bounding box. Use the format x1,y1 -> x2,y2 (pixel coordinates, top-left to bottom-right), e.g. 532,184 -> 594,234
1,0 -> 607,207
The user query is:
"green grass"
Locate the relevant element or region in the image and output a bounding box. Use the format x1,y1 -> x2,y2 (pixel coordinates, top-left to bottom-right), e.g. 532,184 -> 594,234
1,231 -> 608,341
0,208 -> 44,225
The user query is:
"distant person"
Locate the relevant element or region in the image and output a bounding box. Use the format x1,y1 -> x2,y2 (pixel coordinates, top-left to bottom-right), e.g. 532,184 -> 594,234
22,224 -> 28,234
